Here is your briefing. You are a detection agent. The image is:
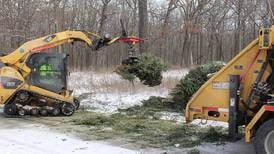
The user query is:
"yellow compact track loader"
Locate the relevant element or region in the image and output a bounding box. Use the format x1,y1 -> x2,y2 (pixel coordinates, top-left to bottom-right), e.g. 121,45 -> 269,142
185,25 -> 274,153
0,30 -> 140,117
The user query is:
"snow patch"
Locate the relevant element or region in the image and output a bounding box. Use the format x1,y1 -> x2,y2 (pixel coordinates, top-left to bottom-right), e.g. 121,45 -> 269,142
69,69 -> 228,128
69,69 -> 188,113
82,90 -> 169,113
158,112 -> 228,128
0,126 -> 138,154
197,139 -> 255,154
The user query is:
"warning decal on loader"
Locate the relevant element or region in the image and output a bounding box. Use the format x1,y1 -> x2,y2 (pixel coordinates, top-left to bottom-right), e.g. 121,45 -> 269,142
212,82 -> 229,90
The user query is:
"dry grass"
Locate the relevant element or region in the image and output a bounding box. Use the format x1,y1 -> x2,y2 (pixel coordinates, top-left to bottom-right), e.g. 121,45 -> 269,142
69,110 -> 228,148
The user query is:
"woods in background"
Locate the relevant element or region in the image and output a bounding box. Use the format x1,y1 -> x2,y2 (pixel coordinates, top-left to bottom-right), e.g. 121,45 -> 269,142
0,0 -> 271,70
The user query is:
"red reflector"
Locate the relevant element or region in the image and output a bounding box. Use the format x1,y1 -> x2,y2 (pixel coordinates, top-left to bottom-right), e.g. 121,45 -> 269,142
204,107 -> 218,111
265,106 -> 274,111
189,108 -> 201,112
32,44 -> 55,52
118,37 -> 143,43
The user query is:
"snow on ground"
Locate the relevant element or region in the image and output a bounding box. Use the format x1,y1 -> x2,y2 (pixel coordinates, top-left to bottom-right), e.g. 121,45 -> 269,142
191,119 -> 228,128
83,91 -> 169,113
197,140 -> 255,154
69,69 -> 228,128
0,123 -> 138,154
69,69 -> 188,113
159,112 -> 228,128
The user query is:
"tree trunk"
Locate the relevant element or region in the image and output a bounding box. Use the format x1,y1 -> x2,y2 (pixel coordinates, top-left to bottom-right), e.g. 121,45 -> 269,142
138,0 -> 148,54
98,0 -> 111,35
270,0 -> 274,24
161,0 -> 176,37
96,0 -> 111,71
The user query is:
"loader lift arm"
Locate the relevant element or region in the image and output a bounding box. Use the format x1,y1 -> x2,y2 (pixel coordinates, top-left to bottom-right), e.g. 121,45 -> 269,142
0,30 -> 114,76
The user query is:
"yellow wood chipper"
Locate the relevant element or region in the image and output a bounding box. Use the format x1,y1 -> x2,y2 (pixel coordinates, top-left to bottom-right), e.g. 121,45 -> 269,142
185,25 -> 274,153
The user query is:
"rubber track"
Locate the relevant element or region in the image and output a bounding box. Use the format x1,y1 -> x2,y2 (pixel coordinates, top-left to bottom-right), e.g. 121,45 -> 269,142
4,90 -> 73,117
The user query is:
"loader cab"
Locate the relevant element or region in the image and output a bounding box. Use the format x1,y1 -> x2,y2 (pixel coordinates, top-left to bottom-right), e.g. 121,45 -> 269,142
26,52 -> 68,94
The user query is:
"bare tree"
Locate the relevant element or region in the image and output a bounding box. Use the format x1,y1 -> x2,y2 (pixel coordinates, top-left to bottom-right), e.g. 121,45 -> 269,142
138,0 -> 148,53
161,0 -> 177,36
98,0 -> 112,35
269,0 -> 274,23
0,0 -> 270,70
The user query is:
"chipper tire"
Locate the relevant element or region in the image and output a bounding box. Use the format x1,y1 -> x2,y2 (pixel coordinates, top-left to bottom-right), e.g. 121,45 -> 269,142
255,119 -> 274,154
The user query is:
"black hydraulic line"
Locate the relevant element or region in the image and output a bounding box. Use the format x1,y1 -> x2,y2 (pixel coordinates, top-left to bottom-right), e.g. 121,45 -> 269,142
243,50 -> 272,122
246,54 -> 269,104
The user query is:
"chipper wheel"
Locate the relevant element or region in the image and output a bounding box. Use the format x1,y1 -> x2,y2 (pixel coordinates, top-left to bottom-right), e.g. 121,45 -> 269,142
255,119 -> 274,154
61,103 -> 75,116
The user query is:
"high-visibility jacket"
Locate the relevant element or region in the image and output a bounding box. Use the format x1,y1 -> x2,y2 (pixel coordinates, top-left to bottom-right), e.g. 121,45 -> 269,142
39,64 -> 53,76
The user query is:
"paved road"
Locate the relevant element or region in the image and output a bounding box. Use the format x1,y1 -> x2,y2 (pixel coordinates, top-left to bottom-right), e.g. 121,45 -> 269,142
0,112 -> 138,154
197,140 -> 255,154
0,109 -> 257,154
